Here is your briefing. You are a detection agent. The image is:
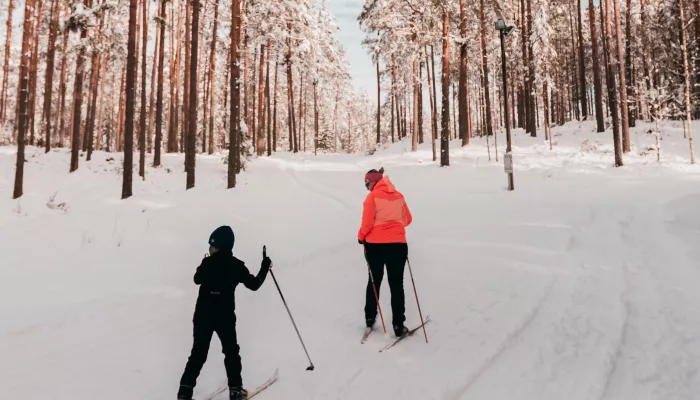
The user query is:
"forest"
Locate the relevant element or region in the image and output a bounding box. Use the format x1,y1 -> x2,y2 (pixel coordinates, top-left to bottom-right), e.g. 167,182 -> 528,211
2,0 -> 698,199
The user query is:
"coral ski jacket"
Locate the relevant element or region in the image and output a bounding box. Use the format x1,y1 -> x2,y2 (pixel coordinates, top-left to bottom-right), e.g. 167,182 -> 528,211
358,176 -> 412,244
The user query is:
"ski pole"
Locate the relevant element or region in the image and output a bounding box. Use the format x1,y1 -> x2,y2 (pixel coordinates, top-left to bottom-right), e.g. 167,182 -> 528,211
265,246 -> 315,371
364,245 -> 387,335
406,257 -> 428,343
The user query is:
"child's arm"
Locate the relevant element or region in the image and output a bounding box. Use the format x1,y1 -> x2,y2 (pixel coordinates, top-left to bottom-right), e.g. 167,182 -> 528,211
241,248 -> 272,291
193,257 -> 211,285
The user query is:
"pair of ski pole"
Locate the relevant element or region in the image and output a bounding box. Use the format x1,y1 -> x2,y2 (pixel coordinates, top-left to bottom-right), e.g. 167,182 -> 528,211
364,245 -> 428,343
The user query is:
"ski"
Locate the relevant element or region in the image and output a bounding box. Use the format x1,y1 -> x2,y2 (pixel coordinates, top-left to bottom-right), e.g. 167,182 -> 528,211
202,369 -> 278,400
378,317 -> 430,353
360,327 -> 373,344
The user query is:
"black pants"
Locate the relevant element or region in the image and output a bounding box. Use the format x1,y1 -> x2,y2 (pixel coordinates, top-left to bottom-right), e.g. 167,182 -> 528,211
364,243 -> 408,326
179,313 -> 242,391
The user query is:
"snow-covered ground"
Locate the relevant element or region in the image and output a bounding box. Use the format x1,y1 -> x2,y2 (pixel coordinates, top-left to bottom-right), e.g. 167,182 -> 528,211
1,121 -> 700,400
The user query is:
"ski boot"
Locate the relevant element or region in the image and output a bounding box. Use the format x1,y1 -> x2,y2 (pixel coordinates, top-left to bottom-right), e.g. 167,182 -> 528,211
176,385 -> 193,400
229,386 -> 249,400
393,323 -> 408,338
365,316 -> 376,328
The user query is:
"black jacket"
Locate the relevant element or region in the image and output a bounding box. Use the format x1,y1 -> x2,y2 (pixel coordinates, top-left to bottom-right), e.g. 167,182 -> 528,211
193,251 -> 269,318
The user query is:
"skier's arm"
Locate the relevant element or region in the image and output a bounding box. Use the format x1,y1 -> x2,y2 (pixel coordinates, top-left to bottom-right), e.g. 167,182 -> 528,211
241,259 -> 271,291
193,258 -> 210,285
358,195 -> 376,241
402,199 -> 412,227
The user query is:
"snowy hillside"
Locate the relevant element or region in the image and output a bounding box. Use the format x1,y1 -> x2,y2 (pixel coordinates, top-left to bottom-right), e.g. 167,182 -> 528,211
2,121 -> 700,400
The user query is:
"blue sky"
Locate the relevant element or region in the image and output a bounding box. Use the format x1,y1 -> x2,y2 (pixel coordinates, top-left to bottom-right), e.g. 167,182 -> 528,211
327,0 -> 376,96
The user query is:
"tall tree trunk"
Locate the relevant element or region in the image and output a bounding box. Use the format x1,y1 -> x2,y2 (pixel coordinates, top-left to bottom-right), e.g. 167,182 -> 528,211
313,80 -> 318,155
96,60 -> 107,151
228,0 -> 242,188
148,22 -> 160,153
577,0 -> 588,119
70,0 -> 90,173
27,0 -> 43,146
604,0 -> 623,166
520,0 -> 529,131
123,0 -> 138,199
12,0 -> 34,198
265,43 -> 271,156
412,58 -> 418,151
86,22 -> 104,161
695,0 -> 700,119
207,0 -> 219,155
613,0 -> 630,152
272,55 -> 278,152
680,0 -> 696,164
479,0 -> 493,137
418,61 -> 424,144
526,0 -> 536,136
186,0 -> 200,189
286,31 -> 297,153
154,0 -> 167,166
183,0 -> 191,156
41,0 -> 60,152
440,10 -> 450,167
625,0 -> 635,127
257,43 -> 265,155
589,0 -> 605,132
251,49 -> 257,143
0,0 -> 14,123
139,0 -> 148,177
376,58 -> 381,144
56,15 -> 69,147
459,0 -> 469,146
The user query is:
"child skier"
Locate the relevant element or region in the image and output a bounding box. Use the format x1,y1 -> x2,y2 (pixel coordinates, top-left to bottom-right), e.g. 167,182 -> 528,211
177,226 -> 272,400
358,168 -> 413,337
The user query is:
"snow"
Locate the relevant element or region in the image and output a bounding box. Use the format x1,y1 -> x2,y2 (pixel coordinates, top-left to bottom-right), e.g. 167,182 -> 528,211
1,120 -> 700,400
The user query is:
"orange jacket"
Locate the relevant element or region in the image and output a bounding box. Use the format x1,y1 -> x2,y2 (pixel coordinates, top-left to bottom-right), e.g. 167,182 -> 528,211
358,176 -> 412,243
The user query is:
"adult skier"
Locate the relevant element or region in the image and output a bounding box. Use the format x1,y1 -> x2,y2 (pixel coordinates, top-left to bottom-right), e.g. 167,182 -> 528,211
177,226 -> 272,400
358,168 -> 413,337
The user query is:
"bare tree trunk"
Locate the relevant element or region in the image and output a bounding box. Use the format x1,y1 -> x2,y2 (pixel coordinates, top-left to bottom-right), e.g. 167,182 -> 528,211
479,0 -> 493,137
186,0 -> 200,189
589,0 -> 605,132
147,22 -> 159,153
577,0 -> 588,119
459,0 -> 469,146
27,0 -> 44,146
228,0 -> 242,188
139,0 -> 148,177
604,0 -> 623,166
122,0 -> 138,199
207,0 -> 219,155
154,0 -> 167,166
12,0 -> 34,198
96,60 -> 107,151
265,43 -> 271,156
418,61 -> 424,145
613,0 -> 630,152
625,0 -> 635,127
86,17 -> 105,161
441,10 -> 450,167
272,54 -> 278,152
412,58 -> 418,151
0,0 -> 14,124
286,30 -> 297,153
680,0 -> 696,164
257,43 -> 265,155
298,74 -> 303,152
376,58 -> 381,144
314,80 -> 318,155
526,0 -> 536,136
55,15 -> 69,147
183,0 -> 191,155
41,0 -> 60,152
70,0 -> 90,173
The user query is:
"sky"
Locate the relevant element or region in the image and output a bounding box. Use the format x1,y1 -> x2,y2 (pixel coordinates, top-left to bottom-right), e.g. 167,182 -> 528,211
327,0 -> 376,96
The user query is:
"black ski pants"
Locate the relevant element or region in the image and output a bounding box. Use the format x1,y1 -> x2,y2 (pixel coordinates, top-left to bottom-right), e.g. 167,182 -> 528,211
179,312 -> 242,391
364,243 -> 408,326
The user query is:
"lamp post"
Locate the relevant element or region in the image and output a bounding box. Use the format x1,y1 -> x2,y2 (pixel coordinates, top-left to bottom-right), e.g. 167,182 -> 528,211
495,17 -> 515,191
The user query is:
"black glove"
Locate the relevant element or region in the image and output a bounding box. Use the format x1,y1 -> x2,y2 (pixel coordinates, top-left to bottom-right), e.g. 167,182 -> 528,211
358,239 -> 365,245
262,246 -> 272,269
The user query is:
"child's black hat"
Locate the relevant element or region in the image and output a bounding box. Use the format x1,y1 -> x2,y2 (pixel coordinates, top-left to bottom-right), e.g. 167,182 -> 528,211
209,225 -> 235,251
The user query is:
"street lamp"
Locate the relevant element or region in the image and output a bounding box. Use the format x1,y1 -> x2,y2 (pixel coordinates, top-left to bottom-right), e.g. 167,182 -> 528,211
495,17 -> 515,191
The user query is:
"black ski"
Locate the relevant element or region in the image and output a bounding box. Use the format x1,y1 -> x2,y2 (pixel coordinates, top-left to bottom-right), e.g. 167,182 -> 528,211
378,317 -> 430,353
203,369 -> 278,399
